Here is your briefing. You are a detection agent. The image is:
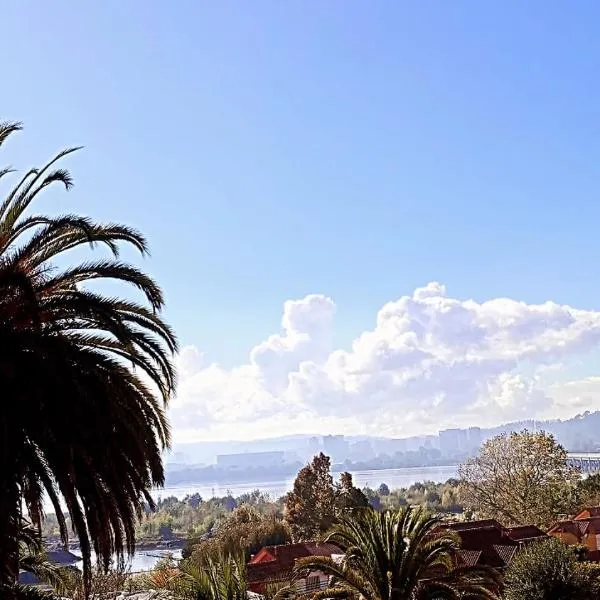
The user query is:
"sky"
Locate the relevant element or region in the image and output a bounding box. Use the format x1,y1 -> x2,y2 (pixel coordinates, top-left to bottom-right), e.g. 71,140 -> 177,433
4,1 -> 600,441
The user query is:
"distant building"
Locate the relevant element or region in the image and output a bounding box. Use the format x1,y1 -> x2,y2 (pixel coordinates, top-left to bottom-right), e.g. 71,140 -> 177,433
467,427 -> 482,449
439,429 -> 462,455
299,436 -> 323,460
438,427 -> 483,455
322,435 -> 348,462
349,440 -> 375,461
216,451 -> 285,469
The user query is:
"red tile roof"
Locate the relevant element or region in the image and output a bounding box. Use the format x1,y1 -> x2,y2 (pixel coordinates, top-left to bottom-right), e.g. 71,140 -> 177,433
443,520 -> 548,569
550,516 -> 600,537
506,525 -> 547,543
445,519 -> 504,532
491,545 -> 518,567
247,542 -> 341,585
457,550 -> 482,567
575,507 -> 600,519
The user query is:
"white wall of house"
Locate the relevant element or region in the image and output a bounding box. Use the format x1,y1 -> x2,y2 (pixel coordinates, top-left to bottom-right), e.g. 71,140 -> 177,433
296,570 -> 330,593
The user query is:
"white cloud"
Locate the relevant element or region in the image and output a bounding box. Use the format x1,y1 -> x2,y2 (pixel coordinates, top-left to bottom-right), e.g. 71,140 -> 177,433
169,283 -> 600,441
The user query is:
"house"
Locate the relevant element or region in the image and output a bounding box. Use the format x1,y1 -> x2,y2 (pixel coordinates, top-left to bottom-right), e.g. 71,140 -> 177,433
246,542 -> 341,593
442,520 -> 547,569
548,508 -> 600,560
574,507 -> 600,519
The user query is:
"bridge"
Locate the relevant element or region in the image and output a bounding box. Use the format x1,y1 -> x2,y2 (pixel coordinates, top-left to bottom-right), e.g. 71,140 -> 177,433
567,453 -> 600,473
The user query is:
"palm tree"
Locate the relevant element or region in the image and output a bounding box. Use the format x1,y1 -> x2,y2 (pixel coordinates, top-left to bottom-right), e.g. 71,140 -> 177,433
0,521 -> 70,600
296,507 -> 500,600
0,122 -> 178,596
161,552 -> 299,600
167,553 -> 248,600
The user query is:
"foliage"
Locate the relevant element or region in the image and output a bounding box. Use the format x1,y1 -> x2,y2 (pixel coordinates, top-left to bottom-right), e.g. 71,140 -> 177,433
142,552 -> 247,600
284,454 -> 370,541
0,584 -> 58,600
296,506 -> 499,600
574,473 -> 600,509
181,553 -> 247,600
365,479 -> 464,514
190,505 -> 290,562
17,522 -> 71,596
377,483 -> 390,496
60,562 -> 132,600
459,430 -> 579,527
504,538 -> 600,600
0,122 -> 177,593
284,453 -> 337,541
138,490 -> 280,544
336,472 -> 370,514
0,522 -> 71,600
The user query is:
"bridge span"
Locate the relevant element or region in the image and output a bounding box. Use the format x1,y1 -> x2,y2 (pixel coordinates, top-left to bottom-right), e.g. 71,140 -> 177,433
567,453 -> 600,473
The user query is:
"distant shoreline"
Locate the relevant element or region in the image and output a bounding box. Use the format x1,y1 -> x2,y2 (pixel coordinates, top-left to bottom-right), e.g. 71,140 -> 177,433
163,463 -> 459,489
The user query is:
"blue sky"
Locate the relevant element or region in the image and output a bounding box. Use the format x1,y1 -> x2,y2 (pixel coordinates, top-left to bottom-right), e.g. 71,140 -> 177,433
4,2 -> 600,439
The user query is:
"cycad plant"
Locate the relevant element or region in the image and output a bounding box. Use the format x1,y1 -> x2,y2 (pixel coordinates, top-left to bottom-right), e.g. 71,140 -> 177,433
296,506 -> 500,600
170,553 -> 248,600
0,122 -> 177,596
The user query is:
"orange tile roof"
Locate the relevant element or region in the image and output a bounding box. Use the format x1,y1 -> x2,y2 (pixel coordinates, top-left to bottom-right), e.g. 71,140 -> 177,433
247,542 -> 341,585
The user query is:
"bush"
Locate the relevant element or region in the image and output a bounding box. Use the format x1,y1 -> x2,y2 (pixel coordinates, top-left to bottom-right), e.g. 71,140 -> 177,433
504,538 -> 599,600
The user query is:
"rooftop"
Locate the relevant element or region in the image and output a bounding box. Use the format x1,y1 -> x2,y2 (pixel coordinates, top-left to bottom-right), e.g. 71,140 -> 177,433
247,542 -> 341,585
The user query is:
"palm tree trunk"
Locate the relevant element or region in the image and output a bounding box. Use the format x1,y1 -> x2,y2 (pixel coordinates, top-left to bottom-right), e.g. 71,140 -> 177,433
0,420 -> 20,594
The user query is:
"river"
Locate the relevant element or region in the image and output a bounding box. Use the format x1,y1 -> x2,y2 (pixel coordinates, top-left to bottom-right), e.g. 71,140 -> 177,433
73,465 -> 458,572
154,465 -> 458,501
75,548 -> 183,574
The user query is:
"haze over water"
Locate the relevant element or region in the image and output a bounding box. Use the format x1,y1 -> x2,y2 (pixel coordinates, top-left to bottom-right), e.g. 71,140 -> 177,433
154,465 -> 459,501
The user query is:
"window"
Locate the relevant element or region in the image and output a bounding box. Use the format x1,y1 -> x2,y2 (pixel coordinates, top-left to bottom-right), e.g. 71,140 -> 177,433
305,576 -> 320,592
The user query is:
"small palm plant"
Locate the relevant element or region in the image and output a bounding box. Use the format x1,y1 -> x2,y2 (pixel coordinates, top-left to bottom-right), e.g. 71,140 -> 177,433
169,553 -> 248,600
0,521 -> 71,600
296,506 -> 500,600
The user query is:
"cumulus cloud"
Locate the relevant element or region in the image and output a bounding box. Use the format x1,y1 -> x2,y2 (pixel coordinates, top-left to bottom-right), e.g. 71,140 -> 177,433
170,283 -> 600,441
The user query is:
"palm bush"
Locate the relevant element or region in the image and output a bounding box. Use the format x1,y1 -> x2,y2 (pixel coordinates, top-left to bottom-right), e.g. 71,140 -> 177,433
0,121 -> 177,595
504,538 -> 600,600
296,506 -> 499,600
164,553 -> 247,600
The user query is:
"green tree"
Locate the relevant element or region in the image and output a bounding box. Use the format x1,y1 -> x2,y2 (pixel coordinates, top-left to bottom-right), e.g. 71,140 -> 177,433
190,505 -> 290,562
284,453 -> 338,541
185,493 -> 204,509
296,506 -> 500,600
459,430 -> 579,527
504,538 -> 599,600
378,483 -> 390,496
335,472 -> 369,515
574,473 -> 600,509
0,122 -> 177,594
284,455 -> 370,541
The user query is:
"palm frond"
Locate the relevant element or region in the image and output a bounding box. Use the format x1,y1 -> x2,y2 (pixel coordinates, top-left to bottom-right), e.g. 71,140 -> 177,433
0,583 -> 59,600
299,507 -> 499,600
0,121 -> 22,146
0,127 -> 177,595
